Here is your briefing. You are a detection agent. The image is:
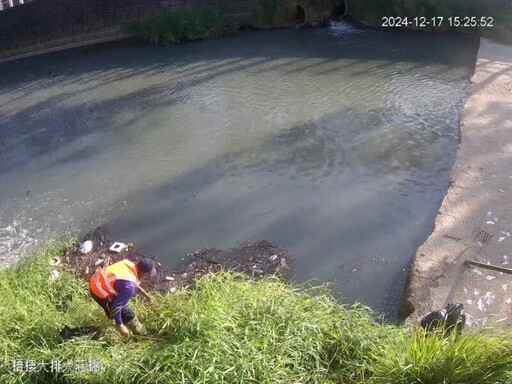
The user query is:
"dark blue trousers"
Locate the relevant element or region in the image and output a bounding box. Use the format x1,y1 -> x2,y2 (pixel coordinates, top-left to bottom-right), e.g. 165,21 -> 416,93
90,289 -> 135,324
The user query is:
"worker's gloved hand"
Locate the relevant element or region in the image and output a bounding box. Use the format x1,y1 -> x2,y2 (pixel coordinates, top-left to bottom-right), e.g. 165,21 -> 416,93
118,324 -> 130,337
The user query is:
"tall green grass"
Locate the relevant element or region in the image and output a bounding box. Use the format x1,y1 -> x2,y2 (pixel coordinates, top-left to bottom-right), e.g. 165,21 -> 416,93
1,245 -> 512,383
124,6 -> 238,45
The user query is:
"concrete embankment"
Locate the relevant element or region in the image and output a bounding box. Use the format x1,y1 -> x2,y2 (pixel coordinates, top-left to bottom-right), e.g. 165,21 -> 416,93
401,38 -> 512,328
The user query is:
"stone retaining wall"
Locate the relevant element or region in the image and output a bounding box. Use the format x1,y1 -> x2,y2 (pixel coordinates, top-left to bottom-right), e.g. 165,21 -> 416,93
0,0 -> 256,60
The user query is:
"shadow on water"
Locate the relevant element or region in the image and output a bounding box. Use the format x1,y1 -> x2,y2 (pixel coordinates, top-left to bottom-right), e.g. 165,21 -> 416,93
0,29 -> 478,174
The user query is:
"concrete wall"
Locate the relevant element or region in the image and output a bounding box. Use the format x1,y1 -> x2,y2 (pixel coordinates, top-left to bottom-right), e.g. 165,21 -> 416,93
0,0 -> 256,59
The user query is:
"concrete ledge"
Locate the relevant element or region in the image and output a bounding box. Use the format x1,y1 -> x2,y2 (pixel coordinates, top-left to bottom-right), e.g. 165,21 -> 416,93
0,33 -> 132,64
401,38 -> 512,329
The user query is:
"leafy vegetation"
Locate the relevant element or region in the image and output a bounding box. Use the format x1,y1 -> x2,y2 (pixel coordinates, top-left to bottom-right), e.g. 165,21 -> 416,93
1,245 -> 512,383
124,6 -> 238,45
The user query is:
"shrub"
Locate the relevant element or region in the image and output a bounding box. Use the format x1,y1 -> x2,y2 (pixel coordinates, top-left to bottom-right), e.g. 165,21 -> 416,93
124,6 -> 238,45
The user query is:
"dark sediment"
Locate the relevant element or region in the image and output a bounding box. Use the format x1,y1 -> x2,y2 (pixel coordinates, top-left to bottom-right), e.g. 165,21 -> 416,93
61,227 -> 292,294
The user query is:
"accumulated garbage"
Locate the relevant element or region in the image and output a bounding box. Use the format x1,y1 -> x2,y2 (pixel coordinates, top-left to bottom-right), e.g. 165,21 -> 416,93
58,325 -> 101,342
420,303 -> 466,335
79,240 -> 93,254
61,227 -> 292,295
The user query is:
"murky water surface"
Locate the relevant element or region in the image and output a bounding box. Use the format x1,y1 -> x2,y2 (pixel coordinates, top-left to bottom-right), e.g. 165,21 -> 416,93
0,24 -> 478,315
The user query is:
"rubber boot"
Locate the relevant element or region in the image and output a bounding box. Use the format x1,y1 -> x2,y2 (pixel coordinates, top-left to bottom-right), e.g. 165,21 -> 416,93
125,317 -> 146,336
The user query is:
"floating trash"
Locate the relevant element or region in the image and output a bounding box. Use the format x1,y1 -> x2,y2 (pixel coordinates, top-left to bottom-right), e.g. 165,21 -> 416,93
485,276 -> 497,280
473,269 -> 483,276
79,240 -> 93,254
498,237 -> 506,242
486,221 -> 496,225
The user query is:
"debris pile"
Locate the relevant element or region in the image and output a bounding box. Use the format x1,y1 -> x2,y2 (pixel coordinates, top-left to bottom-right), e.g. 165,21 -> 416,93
61,227 -> 292,294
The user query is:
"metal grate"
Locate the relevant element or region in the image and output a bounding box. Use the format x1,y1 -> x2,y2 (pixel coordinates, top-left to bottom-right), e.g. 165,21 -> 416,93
472,227 -> 493,244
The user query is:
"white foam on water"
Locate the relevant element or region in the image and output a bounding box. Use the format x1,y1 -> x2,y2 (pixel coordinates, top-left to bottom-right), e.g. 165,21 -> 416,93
328,20 -> 366,37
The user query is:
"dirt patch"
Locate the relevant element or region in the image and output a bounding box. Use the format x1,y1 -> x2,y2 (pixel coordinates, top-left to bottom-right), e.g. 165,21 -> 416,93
61,227 -> 292,294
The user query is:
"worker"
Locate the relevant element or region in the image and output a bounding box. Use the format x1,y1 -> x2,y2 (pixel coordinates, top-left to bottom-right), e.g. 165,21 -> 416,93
89,258 -> 156,336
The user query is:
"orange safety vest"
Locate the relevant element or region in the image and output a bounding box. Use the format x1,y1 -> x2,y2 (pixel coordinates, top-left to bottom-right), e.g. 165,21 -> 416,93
90,259 -> 139,299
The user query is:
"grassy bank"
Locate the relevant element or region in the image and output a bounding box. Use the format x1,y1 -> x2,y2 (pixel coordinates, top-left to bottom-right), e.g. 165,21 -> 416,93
124,6 -> 238,45
2,245 -> 512,383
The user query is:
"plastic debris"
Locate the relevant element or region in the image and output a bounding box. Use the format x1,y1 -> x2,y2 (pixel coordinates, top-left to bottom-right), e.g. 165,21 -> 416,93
500,231 -> 511,237
484,291 -> 495,305
473,269 -> 483,276
498,237 -> 506,242
165,276 -> 175,281
79,240 -> 93,254
50,270 -> 60,281
486,221 -> 495,225
109,242 -> 126,253
477,298 -> 485,312
503,284 -> 508,292
269,254 -> 278,262
474,289 -> 480,296
485,276 -> 497,280
467,299 -> 473,305
503,255 -> 509,265
507,298 -> 512,304
94,258 -> 104,267
169,287 -> 177,293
